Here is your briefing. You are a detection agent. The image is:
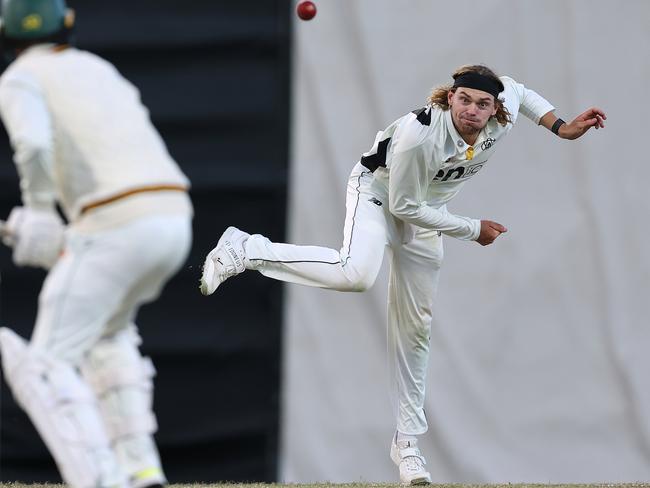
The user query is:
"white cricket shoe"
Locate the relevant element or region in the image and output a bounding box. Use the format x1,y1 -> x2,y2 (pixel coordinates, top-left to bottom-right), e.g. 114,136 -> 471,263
200,226 -> 250,296
129,466 -> 166,488
390,435 -> 432,485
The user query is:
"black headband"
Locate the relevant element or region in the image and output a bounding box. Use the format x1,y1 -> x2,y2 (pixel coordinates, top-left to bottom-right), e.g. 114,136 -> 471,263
452,72 -> 503,99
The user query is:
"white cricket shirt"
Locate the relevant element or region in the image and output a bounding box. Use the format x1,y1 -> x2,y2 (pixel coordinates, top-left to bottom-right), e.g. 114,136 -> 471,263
0,44 -> 190,224
362,76 -> 554,240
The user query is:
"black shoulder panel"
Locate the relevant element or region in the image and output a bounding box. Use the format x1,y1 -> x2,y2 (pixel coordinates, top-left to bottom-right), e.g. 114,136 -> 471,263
360,137 -> 391,172
411,107 -> 431,126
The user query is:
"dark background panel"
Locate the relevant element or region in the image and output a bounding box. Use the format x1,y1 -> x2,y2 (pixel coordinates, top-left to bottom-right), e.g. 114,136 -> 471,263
0,0 -> 291,483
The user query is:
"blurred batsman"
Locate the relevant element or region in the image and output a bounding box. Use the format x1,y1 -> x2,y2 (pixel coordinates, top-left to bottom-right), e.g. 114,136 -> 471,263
0,1 -> 193,487
200,65 -> 605,484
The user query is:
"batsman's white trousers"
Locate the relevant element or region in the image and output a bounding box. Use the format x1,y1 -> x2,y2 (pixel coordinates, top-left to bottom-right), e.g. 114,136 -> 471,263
246,163 -> 443,434
31,214 -> 192,364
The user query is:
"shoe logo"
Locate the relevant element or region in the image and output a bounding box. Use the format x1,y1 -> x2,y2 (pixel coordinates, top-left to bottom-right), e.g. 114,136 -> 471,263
227,242 -> 242,268
369,197 -> 383,206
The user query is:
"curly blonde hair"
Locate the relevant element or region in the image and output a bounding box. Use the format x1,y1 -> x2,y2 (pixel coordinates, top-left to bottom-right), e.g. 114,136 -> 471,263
427,65 -> 512,126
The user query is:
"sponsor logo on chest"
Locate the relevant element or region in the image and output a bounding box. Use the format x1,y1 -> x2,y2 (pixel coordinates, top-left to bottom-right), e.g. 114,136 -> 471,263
434,138 -> 497,182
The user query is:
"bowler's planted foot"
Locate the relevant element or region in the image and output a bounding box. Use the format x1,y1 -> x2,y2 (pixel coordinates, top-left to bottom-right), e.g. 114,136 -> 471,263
390,435 -> 432,485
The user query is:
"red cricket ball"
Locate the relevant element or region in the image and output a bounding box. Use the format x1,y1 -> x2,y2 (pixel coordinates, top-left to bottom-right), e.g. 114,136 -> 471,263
296,1 -> 317,21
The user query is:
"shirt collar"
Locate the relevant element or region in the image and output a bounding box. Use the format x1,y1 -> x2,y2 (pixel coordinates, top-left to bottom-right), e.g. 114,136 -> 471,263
484,118 -> 498,137
18,43 -> 64,59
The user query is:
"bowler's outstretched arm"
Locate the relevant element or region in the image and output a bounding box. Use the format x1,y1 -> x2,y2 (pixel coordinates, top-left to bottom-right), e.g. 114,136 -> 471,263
539,107 -> 607,140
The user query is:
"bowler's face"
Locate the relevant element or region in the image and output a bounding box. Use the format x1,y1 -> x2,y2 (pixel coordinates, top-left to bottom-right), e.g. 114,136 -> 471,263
448,87 -> 498,137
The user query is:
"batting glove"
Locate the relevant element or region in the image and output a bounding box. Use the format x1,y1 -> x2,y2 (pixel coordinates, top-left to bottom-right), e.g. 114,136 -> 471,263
4,206 -> 65,269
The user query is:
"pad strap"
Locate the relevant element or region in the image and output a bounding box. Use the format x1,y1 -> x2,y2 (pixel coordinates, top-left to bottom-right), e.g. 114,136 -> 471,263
105,411 -> 158,438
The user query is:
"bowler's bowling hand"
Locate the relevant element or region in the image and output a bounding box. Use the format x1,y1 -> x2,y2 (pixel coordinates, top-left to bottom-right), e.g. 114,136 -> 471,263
477,220 -> 508,246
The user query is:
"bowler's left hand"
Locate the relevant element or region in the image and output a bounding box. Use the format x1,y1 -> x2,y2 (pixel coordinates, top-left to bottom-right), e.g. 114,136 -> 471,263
560,107 -> 607,140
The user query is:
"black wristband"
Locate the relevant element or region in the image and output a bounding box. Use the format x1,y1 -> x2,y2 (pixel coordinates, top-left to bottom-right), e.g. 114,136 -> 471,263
551,118 -> 566,135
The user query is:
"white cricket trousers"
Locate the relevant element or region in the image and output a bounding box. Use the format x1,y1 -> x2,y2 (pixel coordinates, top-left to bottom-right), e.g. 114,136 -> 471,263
246,163 -> 443,434
31,214 -> 192,363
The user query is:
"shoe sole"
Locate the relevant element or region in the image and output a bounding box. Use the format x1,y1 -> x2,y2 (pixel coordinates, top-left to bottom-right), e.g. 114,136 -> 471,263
199,252 -> 216,295
409,477 -> 431,485
199,227 -> 239,296
391,443 -> 431,486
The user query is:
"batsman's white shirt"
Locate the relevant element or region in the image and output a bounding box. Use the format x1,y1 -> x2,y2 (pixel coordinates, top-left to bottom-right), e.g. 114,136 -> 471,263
0,44 -> 191,227
245,76 -> 554,434
0,44 -> 192,362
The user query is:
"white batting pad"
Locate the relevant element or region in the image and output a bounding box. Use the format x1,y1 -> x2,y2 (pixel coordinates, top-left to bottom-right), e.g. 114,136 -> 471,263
81,326 -> 165,487
0,327 -> 127,488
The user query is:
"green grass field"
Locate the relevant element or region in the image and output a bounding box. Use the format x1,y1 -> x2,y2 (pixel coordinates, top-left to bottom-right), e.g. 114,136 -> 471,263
1,484 -> 649,488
